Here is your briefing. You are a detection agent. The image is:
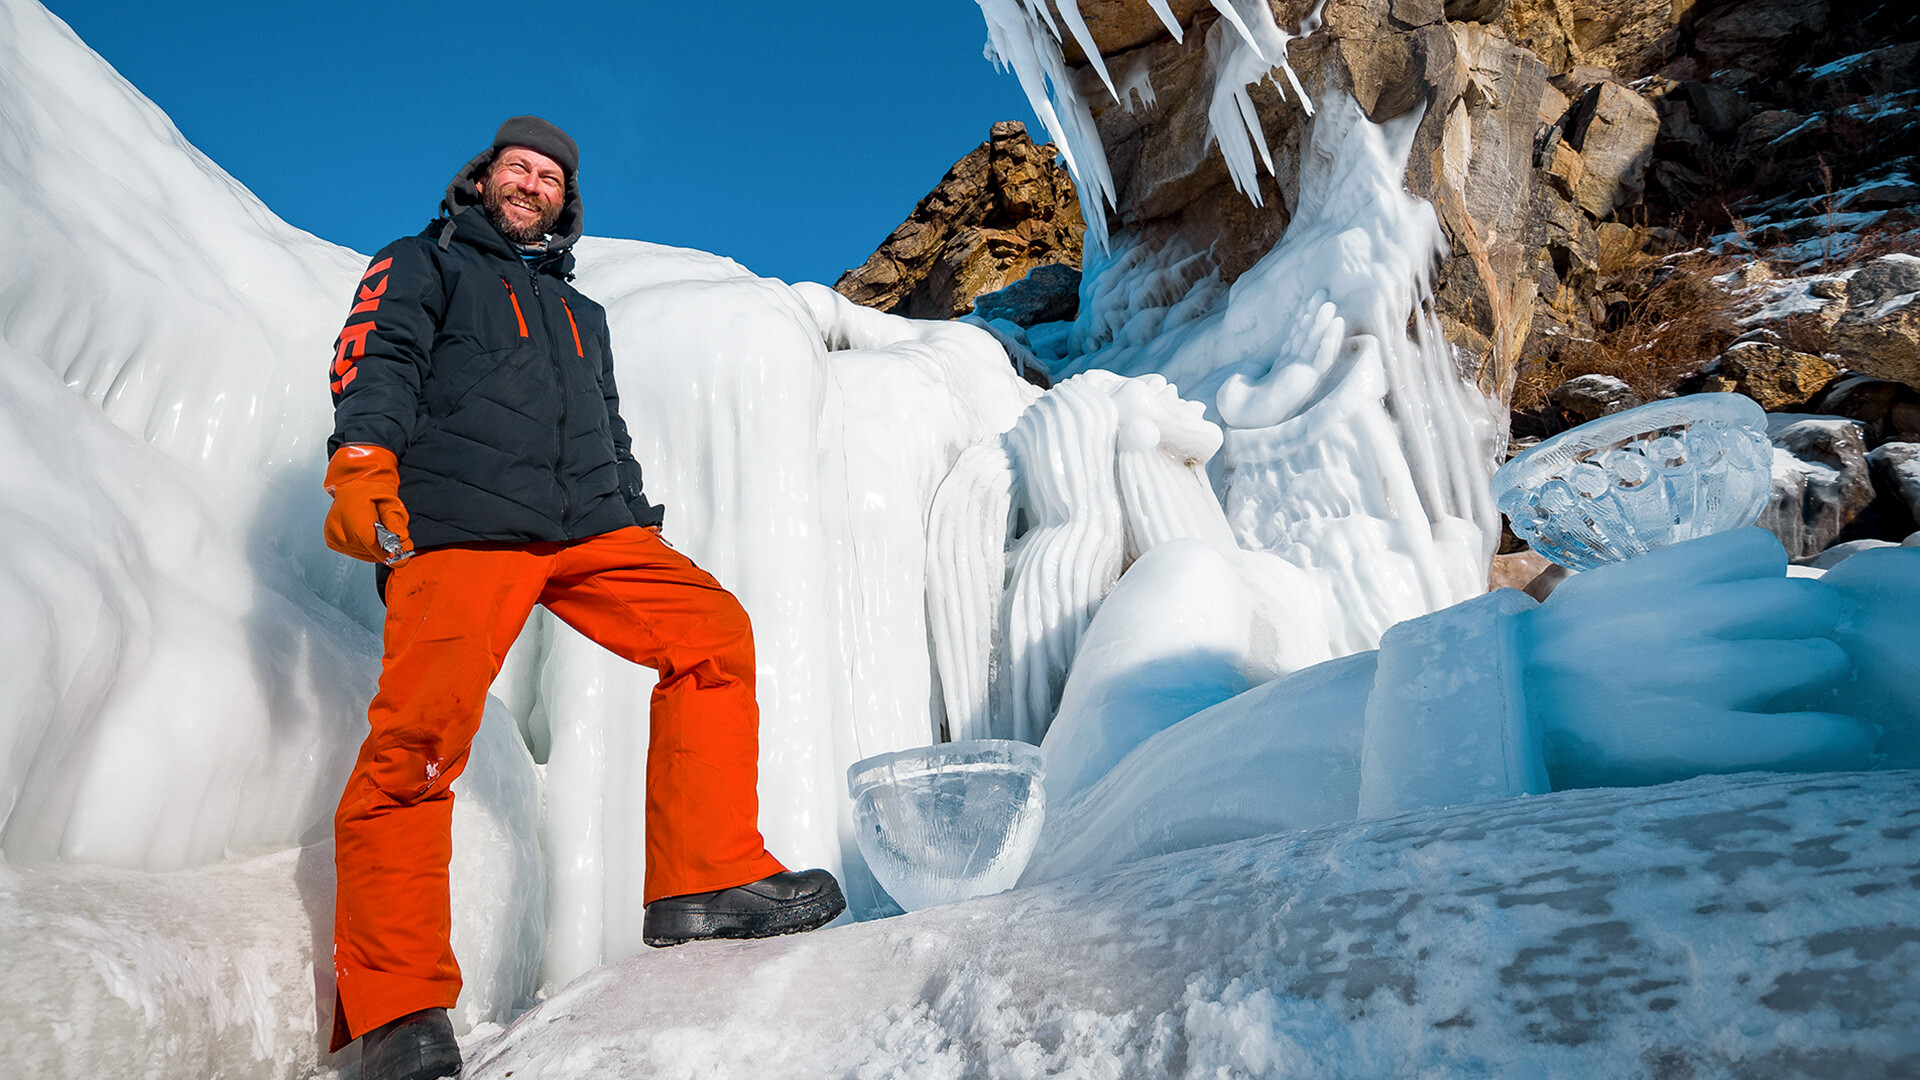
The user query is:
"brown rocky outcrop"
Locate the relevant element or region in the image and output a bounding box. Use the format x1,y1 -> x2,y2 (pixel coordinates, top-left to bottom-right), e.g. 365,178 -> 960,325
1705,340 -> 1840,411
847,0 -> 1915,431
834,122 -> 1084,320
1831,256 -> 1920,392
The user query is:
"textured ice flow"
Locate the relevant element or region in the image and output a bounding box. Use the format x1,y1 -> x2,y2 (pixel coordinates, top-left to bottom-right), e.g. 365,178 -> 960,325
848,740 -> 1046,911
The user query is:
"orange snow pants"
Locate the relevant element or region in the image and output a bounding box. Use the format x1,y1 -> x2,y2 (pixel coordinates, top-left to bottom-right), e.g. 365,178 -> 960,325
329,525 -> 785,1051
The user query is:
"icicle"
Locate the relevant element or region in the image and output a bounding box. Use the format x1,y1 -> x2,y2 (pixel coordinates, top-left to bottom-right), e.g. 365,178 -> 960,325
1205,0 -> 1325,204
1208,0 -> 1267,58
1117,51 -> 1158,113
1052,1 -> 1121,105
1146,0 -> 1187,42
974,0 -> 1118,250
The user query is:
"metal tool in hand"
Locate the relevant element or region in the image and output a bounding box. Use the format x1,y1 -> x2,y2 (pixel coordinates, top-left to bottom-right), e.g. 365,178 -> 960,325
374,522 -> 413,566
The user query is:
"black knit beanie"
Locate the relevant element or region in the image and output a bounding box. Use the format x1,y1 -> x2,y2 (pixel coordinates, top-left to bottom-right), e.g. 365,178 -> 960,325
492,116 -> 579,177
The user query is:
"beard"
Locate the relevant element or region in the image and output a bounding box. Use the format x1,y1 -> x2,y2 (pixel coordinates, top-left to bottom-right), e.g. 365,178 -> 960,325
481,182 -> 563,244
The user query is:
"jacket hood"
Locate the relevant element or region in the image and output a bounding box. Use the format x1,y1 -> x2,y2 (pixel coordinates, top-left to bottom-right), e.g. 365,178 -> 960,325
439,146 -> 584,257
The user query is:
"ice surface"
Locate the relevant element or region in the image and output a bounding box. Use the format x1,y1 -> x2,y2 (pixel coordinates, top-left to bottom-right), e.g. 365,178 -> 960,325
847,740 -> 1045,911
1493,393 -> 1776,570
1521,528 -> 1875,789
463,771 -> 1920,1080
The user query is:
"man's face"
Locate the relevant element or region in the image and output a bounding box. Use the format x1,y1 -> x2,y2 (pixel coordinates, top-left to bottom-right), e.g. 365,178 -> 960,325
477,146 -> 565,244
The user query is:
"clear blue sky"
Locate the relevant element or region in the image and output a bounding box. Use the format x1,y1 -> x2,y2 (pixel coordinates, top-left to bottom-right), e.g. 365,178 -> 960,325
44,1 -> 1047,286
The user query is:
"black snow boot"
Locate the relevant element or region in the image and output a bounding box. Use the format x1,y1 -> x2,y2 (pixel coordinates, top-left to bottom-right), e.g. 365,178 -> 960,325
643,868 -> 846,947
359,1007 -> 461,1080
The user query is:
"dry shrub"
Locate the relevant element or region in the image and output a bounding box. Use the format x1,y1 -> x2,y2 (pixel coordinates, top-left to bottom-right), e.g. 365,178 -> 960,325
1513,252 -> 1741,411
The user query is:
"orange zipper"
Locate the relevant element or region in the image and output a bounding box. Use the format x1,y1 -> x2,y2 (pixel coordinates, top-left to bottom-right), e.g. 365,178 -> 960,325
560,298 -> 585,357
500,277 -> 529,338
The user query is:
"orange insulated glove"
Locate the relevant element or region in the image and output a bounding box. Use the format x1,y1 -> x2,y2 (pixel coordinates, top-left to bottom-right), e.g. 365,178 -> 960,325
323,444 -> 413,565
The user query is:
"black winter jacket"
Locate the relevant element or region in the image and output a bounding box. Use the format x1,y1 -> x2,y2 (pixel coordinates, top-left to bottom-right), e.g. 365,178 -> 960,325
326,152 -> 664,549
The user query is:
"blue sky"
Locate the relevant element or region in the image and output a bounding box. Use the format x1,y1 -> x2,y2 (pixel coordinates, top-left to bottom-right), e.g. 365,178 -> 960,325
45,1 -> 1046,286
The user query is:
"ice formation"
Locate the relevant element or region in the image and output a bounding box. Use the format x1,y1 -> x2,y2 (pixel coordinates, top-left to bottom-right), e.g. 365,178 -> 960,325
1027,527 -> 1899,884
1206,0 -> 1324,201
459,770 -> 1920,1080
1041,94 -> 1503,655
974,0 -> 1322,250
925,369 -> 1331,751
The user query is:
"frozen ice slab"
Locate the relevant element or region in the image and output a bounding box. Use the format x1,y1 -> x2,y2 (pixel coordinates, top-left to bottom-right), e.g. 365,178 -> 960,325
848,740 -> 1045,912
465,770 -> 1920,1080
1494,393 -> 1774,570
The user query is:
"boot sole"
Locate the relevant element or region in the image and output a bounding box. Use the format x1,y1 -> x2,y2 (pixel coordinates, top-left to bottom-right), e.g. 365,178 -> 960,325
643,887 -> 846,948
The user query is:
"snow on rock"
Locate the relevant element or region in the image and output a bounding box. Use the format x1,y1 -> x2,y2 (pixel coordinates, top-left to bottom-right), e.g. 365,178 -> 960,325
463,770 -> 1920,1080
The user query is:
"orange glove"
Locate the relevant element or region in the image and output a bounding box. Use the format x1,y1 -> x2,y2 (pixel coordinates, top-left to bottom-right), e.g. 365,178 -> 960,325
323,444 -> 413,564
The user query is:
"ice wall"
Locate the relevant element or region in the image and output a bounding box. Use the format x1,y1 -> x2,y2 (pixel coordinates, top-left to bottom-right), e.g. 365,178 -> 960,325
0,0 -> 1043,1002
0,0 -> 375,871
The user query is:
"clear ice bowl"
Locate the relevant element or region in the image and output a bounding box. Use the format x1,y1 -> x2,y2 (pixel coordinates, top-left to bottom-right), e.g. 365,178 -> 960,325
1491,392 -> 1774,571
847,739 -> 1046,913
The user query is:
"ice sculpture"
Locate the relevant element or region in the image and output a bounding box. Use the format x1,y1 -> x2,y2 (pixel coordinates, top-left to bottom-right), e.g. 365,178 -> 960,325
927,371 -> 1272,746
1039,96 -> 1502,656
1027,527 -> 1903,884
848,739 -> 1045,911
1492,393 -> 1775,570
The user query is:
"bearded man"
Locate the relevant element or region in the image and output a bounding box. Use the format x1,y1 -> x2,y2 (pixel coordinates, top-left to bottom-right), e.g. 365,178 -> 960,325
321,116 -> 844,1080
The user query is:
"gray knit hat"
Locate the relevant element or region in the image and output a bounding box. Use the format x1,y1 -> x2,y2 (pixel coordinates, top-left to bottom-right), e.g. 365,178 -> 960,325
492,115 -> 579,177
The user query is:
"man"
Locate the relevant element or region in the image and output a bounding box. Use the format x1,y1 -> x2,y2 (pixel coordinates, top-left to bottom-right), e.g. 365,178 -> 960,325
322,116 -> 844,1080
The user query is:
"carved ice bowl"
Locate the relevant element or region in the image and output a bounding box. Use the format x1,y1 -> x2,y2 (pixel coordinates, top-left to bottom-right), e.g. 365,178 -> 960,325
1491,392 -> 1774,570
848,739 -> 1046,912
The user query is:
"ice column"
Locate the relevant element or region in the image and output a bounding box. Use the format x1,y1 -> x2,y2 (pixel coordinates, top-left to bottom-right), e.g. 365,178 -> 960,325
1002,373 -> 1127,743
928,371 -> 1263,745
926,443 -> 1016,743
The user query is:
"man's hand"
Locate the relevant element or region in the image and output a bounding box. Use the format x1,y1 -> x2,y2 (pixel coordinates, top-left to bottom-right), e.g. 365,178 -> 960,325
1519,527 -> 1875,789
323,444 -> 413,565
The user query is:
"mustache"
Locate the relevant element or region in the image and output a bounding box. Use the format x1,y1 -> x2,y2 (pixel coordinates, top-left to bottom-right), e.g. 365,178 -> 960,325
481,183 -> 563,240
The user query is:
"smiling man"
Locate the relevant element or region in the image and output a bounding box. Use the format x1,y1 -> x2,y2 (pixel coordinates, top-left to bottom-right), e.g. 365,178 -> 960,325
320,116 -> 845,1080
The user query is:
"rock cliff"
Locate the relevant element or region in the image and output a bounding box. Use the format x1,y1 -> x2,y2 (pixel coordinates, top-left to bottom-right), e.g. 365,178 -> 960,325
834,121 -> 1084,320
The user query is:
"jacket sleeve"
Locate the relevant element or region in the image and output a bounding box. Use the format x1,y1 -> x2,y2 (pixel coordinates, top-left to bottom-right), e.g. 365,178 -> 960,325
594,312 -> 667,529
327,240 -> 444,457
